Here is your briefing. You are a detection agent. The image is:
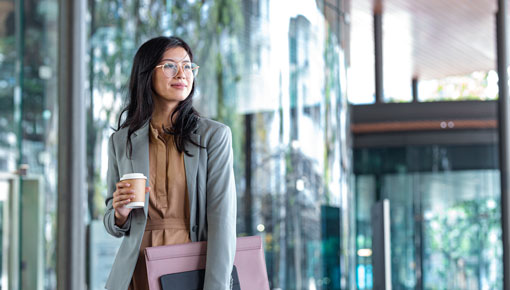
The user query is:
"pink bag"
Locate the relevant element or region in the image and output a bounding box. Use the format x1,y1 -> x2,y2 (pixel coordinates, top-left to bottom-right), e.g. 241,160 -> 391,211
144,236 -> 270,290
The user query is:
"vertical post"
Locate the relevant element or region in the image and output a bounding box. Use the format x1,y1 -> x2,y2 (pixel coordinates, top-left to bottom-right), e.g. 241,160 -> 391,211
412,78 -> 419,102
57,0 -> 86,289
374,1 -> 383,103
497,1 -> 510,289
244,113 -> 253,235
371,199 -> 392,290
337,0 -> 341,43
13,0 -> 24,288
413,180 -> 424,290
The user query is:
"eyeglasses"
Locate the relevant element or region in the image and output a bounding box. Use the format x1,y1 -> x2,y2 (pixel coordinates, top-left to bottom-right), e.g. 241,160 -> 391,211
155,61 -> 199,78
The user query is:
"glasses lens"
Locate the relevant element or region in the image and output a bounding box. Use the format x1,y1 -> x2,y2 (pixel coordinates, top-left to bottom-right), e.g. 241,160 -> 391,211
163,62 -> 177,77
190,63 -> 199,77
181,63 -> 198,77
161,62 -> 198,78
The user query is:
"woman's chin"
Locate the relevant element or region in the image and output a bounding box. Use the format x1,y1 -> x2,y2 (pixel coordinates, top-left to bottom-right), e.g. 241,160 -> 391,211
155,94 -> 188,103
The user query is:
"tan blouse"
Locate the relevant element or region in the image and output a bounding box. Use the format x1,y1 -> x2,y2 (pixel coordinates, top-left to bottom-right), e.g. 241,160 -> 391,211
129,123 -> 191,290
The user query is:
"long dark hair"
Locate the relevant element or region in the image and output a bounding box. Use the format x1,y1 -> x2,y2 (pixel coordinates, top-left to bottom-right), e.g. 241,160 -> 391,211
116,36 -> 201,158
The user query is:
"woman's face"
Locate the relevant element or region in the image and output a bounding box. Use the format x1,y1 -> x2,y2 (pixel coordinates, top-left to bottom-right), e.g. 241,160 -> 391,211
152,46 -> 194,105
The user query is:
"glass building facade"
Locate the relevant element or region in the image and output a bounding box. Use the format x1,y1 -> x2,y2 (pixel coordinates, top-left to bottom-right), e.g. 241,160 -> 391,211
0,0 -> 59,289
1,0 -> 354,289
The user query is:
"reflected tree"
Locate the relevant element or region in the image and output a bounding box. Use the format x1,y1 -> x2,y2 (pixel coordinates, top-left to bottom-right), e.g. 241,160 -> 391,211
424,199 -> 501,289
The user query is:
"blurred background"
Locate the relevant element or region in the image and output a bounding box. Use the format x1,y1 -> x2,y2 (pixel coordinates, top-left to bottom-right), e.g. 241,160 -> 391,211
0,0 -> 505,289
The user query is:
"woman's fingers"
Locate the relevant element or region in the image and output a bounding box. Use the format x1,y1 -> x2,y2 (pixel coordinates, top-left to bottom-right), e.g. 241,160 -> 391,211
116,181 -> 130,189
117,188 -> 135,195
113,184 -> 136,209
114,197 -> 134,209
113,192 -> 135,203
114,194 -> 134,202
114,183 -> 134,197
145,186 -> 151,193
114,200 -> 125,209
115,198 -> 131,206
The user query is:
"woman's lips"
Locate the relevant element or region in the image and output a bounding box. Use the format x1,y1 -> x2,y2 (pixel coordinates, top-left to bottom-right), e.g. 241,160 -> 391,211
170,83 -> 187,89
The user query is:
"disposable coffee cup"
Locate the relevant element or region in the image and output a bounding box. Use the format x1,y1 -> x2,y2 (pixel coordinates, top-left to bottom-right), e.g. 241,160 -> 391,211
120,173 -> 147,208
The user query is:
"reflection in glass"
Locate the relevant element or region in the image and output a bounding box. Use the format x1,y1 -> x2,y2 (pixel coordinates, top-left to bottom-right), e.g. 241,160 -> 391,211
0,0 -> 59,289
0,0 -> 16,172
354,145 -> 503,289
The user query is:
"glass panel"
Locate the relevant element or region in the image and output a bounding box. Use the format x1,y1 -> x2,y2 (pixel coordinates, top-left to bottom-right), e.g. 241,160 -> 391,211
420,170 -> 501,289
382,174 -> 417,289
418,71 -> 498,102
382,10 -> 413,103
0,0 -> 59,289
20,1 -> 59,288
0,0 -> 16,172
0,178 -> 9,289
348,2 -> 375,104
354,145 -> 503,290
355,175 -> 375,289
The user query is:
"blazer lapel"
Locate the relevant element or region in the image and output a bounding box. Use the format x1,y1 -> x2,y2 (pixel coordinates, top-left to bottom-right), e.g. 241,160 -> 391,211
184,132 -> 200,225
130,122 -> 150,217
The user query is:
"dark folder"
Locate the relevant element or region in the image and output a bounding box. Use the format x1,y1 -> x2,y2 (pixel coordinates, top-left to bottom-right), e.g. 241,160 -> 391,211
160,265 -> 241,290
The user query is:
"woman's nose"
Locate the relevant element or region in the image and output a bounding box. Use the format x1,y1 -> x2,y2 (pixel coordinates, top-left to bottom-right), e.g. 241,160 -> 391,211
175,65 -> 186,78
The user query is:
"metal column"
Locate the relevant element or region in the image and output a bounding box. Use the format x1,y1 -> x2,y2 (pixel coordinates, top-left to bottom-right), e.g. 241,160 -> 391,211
57,0 -> 86,288
497,0 -> 510,289
374,1 -> 383,103
371,199 -> 392,290
412,78 -> 419,103
13,0 -> 24,287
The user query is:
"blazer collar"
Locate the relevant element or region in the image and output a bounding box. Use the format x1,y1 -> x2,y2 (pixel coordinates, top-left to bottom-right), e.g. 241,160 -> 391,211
132,121 -> 150,139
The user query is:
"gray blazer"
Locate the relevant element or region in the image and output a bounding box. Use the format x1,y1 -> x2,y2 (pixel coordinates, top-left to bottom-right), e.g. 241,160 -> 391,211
103,117 -> 237,290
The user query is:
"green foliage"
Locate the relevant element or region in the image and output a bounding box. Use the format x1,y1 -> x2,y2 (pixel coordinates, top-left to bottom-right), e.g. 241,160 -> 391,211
424,71 -> 496,101
0,35 -> 16,147
424,198 -> 501,289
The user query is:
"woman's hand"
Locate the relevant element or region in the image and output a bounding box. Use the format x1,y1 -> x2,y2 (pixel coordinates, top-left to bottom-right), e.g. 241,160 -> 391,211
113,181 -> 150,226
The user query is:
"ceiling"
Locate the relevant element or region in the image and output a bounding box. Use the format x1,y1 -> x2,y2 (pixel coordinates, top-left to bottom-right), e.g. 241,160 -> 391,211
350,0 -> 498,81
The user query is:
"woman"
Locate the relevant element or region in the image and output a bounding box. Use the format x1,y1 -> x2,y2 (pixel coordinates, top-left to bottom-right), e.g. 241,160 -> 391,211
103,36 -> 237,290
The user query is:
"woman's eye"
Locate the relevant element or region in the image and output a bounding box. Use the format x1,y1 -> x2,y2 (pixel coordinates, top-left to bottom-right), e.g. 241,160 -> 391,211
183,64 -> 192,70
165,63 -> 177,69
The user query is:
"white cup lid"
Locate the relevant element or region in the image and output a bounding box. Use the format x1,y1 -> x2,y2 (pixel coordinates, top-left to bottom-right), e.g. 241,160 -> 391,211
120,173 -> 147,181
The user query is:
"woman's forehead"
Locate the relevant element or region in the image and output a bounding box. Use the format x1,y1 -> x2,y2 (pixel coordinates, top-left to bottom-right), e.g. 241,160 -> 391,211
162,47 -> 190,61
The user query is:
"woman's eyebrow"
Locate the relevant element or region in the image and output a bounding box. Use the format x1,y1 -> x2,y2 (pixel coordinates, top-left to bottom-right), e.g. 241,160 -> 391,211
161,58 -> 191,62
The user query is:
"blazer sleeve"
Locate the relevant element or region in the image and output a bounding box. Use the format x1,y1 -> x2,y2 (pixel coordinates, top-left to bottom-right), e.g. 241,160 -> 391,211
203,125 -> 237,290
103,133 -> 132,238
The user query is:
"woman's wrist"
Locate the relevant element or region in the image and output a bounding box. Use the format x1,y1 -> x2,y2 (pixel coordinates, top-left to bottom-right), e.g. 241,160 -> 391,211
114,211 -> 127,227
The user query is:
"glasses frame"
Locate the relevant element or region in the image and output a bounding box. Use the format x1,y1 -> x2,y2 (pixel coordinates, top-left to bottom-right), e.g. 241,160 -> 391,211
155,61 -> 200,78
